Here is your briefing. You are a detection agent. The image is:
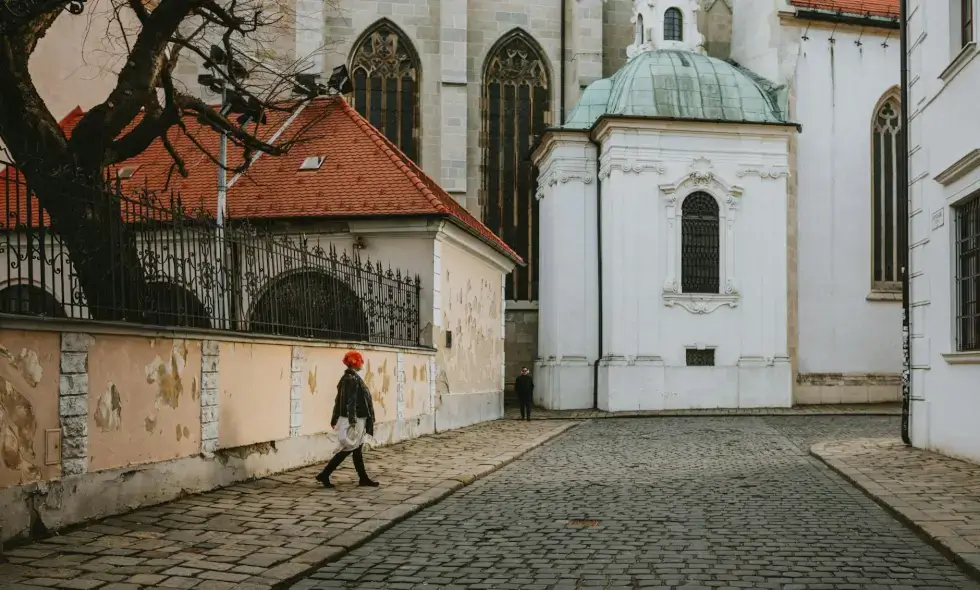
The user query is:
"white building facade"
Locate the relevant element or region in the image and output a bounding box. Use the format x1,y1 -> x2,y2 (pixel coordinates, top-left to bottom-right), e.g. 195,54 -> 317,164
906,0 -> 980,462
532,0 -> 905,411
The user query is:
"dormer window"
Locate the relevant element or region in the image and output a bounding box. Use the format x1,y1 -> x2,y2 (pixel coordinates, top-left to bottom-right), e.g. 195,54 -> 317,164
664,7 -> 683,42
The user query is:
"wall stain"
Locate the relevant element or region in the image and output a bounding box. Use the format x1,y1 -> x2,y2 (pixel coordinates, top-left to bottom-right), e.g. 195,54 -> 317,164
0,345 -> 43,483
308,366 -> 318,395
215,440 -> 276,464
438,266 -> 502,395
143,340 -> 191,434
94,382 -> 123,432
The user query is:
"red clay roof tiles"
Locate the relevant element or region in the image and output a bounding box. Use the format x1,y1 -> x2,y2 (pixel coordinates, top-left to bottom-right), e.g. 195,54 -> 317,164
1,98 -> 521,264
789,0 -> 899,19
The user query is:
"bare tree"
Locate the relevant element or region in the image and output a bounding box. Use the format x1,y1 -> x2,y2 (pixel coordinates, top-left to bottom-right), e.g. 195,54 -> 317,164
0,0 -> 339,320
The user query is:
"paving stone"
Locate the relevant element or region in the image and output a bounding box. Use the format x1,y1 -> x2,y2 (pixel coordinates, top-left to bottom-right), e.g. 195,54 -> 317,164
0,420 -> 575,588
813,436 -> 980,580
293,416 -> 978,589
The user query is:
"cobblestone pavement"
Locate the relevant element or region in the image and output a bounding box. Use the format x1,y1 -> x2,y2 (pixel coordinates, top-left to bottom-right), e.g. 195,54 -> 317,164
813,437 -> 980,579
0,420 -> 578,589
295,416 -> 980,590
502,403 -> 902,421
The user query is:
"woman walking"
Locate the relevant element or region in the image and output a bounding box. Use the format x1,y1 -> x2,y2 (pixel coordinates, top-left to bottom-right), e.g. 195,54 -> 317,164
315,350 -> 379,488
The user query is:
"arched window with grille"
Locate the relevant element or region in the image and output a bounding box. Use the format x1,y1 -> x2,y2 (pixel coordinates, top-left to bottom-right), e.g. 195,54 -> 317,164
664,7 -> 684,42
482,30 -> 551,301
681,192 -> 720,294
348,19 -> 421,163
871,90 -> 901,290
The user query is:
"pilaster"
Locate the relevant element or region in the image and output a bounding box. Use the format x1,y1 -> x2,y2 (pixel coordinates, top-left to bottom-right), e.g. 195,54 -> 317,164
569,0 -> 605,114
200,340 -> 220,456
395,351 -> 405,423
289,346 -> 305,437
59,333 -> 92,476
440,0 -> 468,199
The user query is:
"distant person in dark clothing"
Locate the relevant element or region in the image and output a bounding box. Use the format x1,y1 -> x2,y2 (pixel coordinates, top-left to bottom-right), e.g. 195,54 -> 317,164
315,350 -> 379,489
515,367 -> 534,421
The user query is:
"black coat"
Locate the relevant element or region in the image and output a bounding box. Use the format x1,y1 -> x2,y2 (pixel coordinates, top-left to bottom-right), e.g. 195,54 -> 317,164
331,368 -> 376,435
515,374 -> 534,398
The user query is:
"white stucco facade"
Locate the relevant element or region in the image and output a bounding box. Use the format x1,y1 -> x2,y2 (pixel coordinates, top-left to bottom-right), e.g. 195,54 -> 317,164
906,0 -> 980,463
731,2 -> 904,404
534,121 -> 794,411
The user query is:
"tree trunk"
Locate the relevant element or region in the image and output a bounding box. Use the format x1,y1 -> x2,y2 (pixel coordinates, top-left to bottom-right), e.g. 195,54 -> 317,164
25,165 -> 150,322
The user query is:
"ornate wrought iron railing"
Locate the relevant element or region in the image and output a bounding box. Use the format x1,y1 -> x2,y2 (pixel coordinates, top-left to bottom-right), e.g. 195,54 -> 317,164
0,167 -> 423,347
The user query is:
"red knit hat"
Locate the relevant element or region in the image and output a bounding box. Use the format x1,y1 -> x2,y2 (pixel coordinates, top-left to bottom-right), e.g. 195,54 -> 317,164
343,350 -> 364,367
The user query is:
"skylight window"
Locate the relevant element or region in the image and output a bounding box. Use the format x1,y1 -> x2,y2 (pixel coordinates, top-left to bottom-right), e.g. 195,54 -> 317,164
116,166 -> 139,179
299,156 -> 325,171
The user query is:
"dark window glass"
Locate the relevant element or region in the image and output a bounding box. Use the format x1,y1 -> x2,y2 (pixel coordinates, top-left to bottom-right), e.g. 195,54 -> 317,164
681,191 -> 720,294
872,96 -> 901,286
350,20 -> 421,162
956,196 -> 980,352
686,349 -> 715,366
0,284 -> 65,317
482,32 -> 550,301
664,8 -> 684,42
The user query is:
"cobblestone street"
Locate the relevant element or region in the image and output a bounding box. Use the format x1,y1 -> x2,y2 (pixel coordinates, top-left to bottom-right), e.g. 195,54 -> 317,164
296,416 -> 980,590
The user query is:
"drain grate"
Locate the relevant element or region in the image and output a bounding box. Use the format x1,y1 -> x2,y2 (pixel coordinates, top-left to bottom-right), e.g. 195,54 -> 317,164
567,519 -> 600,527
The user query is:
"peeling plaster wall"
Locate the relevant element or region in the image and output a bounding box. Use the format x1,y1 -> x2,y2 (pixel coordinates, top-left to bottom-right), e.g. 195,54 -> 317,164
0,331 -> 61,488
433,238 -> 506,430
217,342 -> 291,449
86,337 -> 203,471
0,324 -> 437,545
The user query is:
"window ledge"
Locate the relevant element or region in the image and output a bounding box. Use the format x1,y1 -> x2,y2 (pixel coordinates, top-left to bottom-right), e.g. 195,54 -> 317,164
940,42 -> 979,84
867,290 -> 902,302
941,351 -> 980,365
663,292 -> 740,314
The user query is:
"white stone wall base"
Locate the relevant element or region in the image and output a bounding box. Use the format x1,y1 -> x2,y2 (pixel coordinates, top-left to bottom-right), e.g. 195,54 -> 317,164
535,358 -> 594,410
434,391 -> 504,432
795,384 -> 901,405
598,358 -> 792,411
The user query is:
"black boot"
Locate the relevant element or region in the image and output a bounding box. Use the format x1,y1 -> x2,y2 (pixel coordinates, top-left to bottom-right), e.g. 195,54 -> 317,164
353,447 -> 379,487
315,450 -> 350,488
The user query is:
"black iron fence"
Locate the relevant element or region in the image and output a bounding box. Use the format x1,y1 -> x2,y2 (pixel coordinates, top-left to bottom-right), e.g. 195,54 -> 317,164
0,167 -> 422,347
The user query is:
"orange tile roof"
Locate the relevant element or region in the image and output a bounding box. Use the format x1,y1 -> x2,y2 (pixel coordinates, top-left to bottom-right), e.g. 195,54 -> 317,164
790,0 -> 899,19
1,98 -> 522,264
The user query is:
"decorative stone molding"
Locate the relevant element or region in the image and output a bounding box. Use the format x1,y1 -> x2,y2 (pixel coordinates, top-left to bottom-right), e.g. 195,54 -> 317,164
659,157 -> 744,311
598,158 -> 666,180
736,164 -> 789,180
663,293 -> 739,314
547,170 -> 594,186
200,340 -> 220,456
59,333 -> 92,476
934,148 -> 980,186
289,346 -> 305,437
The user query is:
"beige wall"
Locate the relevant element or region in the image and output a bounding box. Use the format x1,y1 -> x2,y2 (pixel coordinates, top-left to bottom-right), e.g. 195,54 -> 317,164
87,336 -> 203,471
0,330 -> 62,488
218,342 -> 291,449
435,238 -> 504,397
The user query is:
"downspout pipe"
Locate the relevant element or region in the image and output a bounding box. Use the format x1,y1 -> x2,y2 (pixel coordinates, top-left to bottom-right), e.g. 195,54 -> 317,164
589,134 -> 603,410
899,0 -> 912,445
560,0 -> 567,125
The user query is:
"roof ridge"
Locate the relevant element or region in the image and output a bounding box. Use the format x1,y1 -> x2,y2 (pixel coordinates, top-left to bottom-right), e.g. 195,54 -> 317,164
336,99 -> 449,215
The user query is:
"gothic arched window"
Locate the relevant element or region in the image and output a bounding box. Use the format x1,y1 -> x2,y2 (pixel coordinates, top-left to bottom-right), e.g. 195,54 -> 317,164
681,192 -> 720,294
482,30 -> 551,301
872,91 -> 901,289
349,20 -> 421,163
635,14 -> 645,45
664,8 -> 684,42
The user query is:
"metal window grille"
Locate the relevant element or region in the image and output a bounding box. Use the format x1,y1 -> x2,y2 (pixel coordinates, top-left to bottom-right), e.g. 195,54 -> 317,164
0,169 -> 423,347
664,8 -> 684,42
681,192 -> 720,293
955,196 -> 980,352
481,32 -> 550,302
349,20 -> 420,163
872,96 -> 901,286
686,349 -> 715,366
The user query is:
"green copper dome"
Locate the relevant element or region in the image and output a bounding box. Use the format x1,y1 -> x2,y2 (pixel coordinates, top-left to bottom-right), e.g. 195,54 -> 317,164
564,50 -> 790,129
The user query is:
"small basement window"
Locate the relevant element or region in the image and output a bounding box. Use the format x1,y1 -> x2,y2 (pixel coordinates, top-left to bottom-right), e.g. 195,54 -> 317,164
299,156 -> 325,171
686,348 -> 715,366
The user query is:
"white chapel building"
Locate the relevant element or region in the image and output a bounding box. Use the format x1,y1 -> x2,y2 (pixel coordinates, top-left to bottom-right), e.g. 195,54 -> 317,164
532,0 -> 903,411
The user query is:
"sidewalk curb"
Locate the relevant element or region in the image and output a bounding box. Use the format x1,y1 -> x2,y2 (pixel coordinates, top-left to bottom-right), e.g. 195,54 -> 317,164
270,421 -> 583,589
810,443 -> 980,584
508,410 -> 902,420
